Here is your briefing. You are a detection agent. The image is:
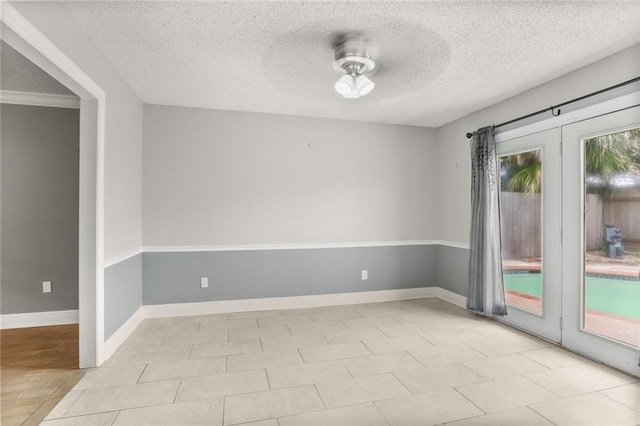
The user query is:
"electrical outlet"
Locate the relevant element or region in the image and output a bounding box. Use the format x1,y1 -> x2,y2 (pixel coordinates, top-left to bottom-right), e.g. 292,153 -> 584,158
200,277 -> 209,288
361,270 -> 368,280
43,281 -> 52,293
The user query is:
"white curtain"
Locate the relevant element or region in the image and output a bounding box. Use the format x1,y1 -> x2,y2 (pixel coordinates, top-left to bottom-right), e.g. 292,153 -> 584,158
467,126 -> 507,316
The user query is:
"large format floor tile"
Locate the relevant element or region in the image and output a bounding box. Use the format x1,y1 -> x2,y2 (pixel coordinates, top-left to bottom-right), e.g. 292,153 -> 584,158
375,388 -> 484,425
599,382 -> 640,411
278,402 -> 388,425
378,322 -> 439,337
267,360 -> 350,389
362,334 -> 433,354
64,380 -> 180,416
323,327 -> 387,344
456,376 -> 558,413
465,335 -> 551,357
260,334 -> 327,352
159,330 -> 228,347
228,326 -> 290,340
257,314 -> 311,327
73,365 -> 145,390
525,362 -> 637,397
227,349 -> 303,372
315,373 -> 410,408
223,385 -> 324,425
138,357 -> 226,382
42,298 -> 640,426
394,362 -> 487,394
113,398 -> 224,425
342,351 -> 423,377
298,342 -> 372,363
41,412 -> 118,426
529,392 -> 640,425
462,353 -> 549,379
107,347 -> 191,366
176,370 -> 269,401
409,343 -> 486,366
342,316 -> 400,329
190,339 -> 261,359
519,346 -> 587,369
288,321 -> 347,335
447,406 -> 554,425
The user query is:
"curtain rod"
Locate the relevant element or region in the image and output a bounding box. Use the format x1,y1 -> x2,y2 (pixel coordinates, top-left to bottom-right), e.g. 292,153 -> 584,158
465,76 -> 640,139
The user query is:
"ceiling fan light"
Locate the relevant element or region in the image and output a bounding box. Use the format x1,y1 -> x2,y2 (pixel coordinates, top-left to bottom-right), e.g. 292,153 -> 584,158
334,75 -> 354,96
343,89 -> 360,99
356,75 -> 375,96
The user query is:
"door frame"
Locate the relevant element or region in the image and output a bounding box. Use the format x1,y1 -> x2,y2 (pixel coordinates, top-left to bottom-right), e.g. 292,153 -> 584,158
1,3 -> 106,367
495,128 -> 562,343
561,106 -> 640,377
494,88 -> 640,376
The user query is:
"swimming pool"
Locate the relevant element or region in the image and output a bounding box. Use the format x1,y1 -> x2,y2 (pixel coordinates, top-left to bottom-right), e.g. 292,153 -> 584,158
503,272 -> 640,320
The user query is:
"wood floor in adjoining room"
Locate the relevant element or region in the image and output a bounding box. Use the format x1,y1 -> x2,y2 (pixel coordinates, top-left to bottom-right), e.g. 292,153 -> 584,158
0,324 -> 84,426
41,298 -> 640,426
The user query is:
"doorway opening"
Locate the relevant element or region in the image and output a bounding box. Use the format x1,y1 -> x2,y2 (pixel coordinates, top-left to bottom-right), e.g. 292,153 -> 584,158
1,1 -> 106,368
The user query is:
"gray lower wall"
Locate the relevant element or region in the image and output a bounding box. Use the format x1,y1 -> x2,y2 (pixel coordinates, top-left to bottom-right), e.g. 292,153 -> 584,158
1,104 -> 79,314
143,245 -> 436,305
104,254 -> 143,339
435,245 -> 469,297
100,245 -> 466,337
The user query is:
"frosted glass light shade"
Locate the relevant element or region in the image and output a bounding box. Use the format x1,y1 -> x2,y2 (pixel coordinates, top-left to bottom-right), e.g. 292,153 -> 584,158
334,75 -> 354,96
356,75 -> 375,96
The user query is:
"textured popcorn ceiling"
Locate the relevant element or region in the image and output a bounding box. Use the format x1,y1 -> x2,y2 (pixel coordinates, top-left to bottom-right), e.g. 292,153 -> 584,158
60,1 -> 640,127
0,40 -> 75,95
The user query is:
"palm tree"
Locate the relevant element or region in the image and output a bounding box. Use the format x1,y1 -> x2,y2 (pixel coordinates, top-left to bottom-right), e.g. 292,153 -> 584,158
502,130 -> 640,195
584,129 -> 640,196
500,150 -> 542,193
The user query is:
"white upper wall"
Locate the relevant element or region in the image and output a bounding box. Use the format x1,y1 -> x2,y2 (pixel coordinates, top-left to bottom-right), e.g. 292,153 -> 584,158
10,1 -> 143,262
435,44 -> 640,244
143,105 -> 436,247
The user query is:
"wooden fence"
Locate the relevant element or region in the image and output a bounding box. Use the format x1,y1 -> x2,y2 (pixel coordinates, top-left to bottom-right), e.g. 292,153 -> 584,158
500,187 -> 640,257
500,192 -> 541,259
593,187 -> 640,251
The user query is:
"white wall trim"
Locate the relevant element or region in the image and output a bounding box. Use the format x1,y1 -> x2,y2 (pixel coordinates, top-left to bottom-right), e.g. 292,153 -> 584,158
142,240 -> 439,253
104,248 -> 143,269
0,309 -> 79,329
144,287 -> 439,318
103,306 -> 143,361
0,90 -> 80,108
436,240 -> 470,250
435,287 -> 467,309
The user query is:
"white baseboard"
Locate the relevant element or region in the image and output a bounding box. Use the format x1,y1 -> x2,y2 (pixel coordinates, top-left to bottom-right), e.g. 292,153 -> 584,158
103,306 -> 144,361
0,309 -> 79,329
144,287 -> 439,318
435,287 -> 467,308
105,288 -> 466,359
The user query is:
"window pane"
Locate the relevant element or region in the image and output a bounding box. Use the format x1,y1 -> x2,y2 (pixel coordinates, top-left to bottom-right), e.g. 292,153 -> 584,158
499,149 -> 543,315
583,128 -> 640,347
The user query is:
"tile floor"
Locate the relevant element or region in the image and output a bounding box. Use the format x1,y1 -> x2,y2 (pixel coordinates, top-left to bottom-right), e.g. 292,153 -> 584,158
42,298 -> 639,425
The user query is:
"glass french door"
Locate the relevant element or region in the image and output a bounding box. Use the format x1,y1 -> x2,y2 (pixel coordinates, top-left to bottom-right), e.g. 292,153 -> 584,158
497,107 -> 640,377
562,106 -> 640,377
496,128 -> 562,343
